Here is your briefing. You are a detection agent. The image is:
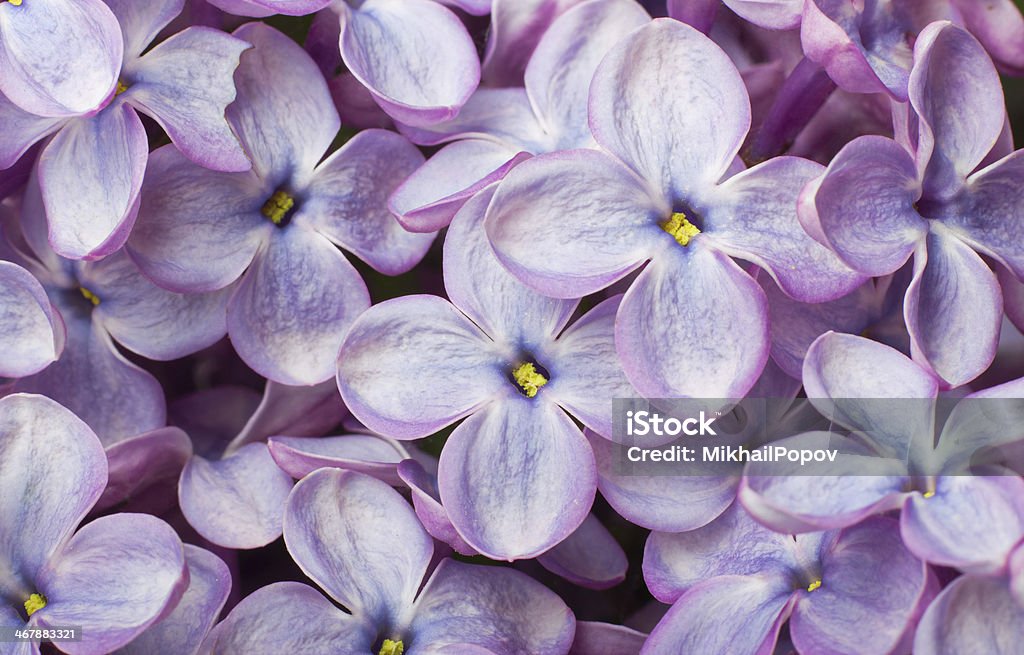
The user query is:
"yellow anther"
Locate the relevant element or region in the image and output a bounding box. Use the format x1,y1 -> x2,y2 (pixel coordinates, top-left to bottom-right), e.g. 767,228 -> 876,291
922,490 -> 935,499
512,362 -> 548,398
661,212 -> 701,247
24,593 -> 46,616
79,287 -> 100,306
379,640 -> 404,655
261,190 -> 295,225
807,579 -> 822,593
115,80 -> 129,96
8,0 -> 23,6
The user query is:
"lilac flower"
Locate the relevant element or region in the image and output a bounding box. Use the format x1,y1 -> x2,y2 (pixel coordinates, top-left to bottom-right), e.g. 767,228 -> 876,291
740,331 -> 1024,572
0,258 -> 62,379
485,19 -> 862,399
914,568 -> 1024,655
642,504 -> 930,654
0,393 -> 188,655
201,469 -> 576,655
390,0 -> 651,232
338,185 -> 637,559
480,0 -> 587,86
802,22 -> 1024,386
0,0 -> 250,260
128,23 -> 432,385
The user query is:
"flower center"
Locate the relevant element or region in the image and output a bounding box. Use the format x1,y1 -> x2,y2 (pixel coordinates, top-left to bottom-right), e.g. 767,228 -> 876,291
3,0 -> 24,6
24,593 -> 46,616
511,362 -> 548,398
79,287 -> 100,306
261,190 -> 296,226
806,579 -> 822,593
661,212 -> 700,247
115,80 -> 129,96
378,639 -> 403,655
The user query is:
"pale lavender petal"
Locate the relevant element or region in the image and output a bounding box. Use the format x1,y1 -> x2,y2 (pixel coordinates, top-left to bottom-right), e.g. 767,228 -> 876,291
953,0 -> 1024,75
228,22 -> 339,178
206,0 -> 331,17
115,544 -> 231,655
709,157 -> 865,302
666,0 -> 717,32
39,105 -> 148,259
484,149 -> 666,298
0,261 -> 61,377
588,19 -> 750,198
35,514 -> 187,655
299,128 -> 432,275
537,514 -> 627,590
725,0 -> 802,29
283,469 -> 432,625
0,94 -> 63,169
199,582 -> 373,655
396,459 -> 477,557
337,295 -> 505,440
0,394 -> 106,590
230,379 -> 346,451
445,185 -> 576,348
396,87 -> 548,148
905,226 -> 1001,387
911,22 -> 1005,198
96,427 -> 192,513
227,228 -> 370,386
481,0 -> 585,87
179,443 -> 294,549
810,135 -> 927,277
438,396 -> 596,560
616,242 -> 769,398
913,575 -> 1024,655
122,26 -> 250,172
0,0 -> 121,116
103,0 -> 184,61
569,621 -> 646,655
999,265 -> 1024,333
126,146 -> 268,293
409,559 -> 576,655
329,72 -> 394,130
268,434 -> 407,484
340,0 -> 480,126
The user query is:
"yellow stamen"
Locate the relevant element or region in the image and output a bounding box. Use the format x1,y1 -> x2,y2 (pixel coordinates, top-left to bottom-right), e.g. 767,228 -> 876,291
79,287 -> 100,306
24,593 -> 46,616
261,190 -> 295,225
807,579 -> 822,593
512,362 -> 547,398
661,212 -> 701,247
8,0 -> 23,6
923,490 -> 935,499
115,80 -> 129,96
379,639 -> 404,655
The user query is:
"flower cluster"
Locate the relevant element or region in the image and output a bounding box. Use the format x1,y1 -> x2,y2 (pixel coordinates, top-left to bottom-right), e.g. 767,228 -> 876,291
2,0 -> 1024,653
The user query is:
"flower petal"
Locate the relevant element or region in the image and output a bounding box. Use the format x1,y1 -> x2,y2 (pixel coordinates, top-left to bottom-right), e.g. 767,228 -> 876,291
340,0 -> 480,126
299,128 -> 432,275
226,227 -> 370,386
725,0 -> 802,29
268,434 -> 407,485
102,0 -> 184,61
481,0 -> 585,87
913,575 -> 1024,655
0,261 -> 61,377
569,621 -> 646,655
616,242 -> 769,398
229,379 -> 347,452
396,459 -> 477,557
0,94 -> 63,169
96,427 -> 192,514
337,295 -> 505,440
39,105 -> 148,259
283,469 -> 432,625
536,514 -> 627,590
438,396 -> 597,560
953,0 -> 1024,75
396,87 -> 547,148
588,19 -> 750,198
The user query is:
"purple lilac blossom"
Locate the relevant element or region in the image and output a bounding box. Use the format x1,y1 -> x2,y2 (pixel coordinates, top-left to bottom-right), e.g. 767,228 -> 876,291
485,18 -> 863,400
127,23 -> 432,385
0,0 -> 250,260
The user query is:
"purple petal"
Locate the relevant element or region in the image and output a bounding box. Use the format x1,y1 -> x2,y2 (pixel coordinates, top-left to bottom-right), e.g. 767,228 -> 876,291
437,396 -> 596,560
122,26 -> 250,172
913,575 -> 1024,655
409,559 -> 576,654
206,0 -> 332,17
396,87 -> 547,148
435,0 -> 491,16
230,379 -> 347,451
226,227 -> 370,386
790,517 -> 927,655
116,544 -> 231,655
396,459 -> 478,557
0,394 -> 106,587
0,261 -> 61,377
537,514 -> 627,590
199,582 -> 373,655
911,22 -> 1004,198
953,0 -> 1024,75
0,94 -> 63,169
168,387 -> 261,460
445,185 -> 576,347
0,0 -> 122,116
337,295 -> 505,439
905,226 -> 1001,387
96,427 -> 192,514
283,469 -> 432,625
616,242 -> 769,398
569,621 -> 646,655
725,0 -> 802,29
484,149 -> 665,298
228,22 -> 339,178
299,128 -> 432,275
35,514 -> 187,655
588,19 -> 750,197
39,105 -> 148,259
179,443 -> 294,549
810,135 -> 926,277
710,157 -> 865,302
268,434 -> 407,484
339,0 -> 480,126
666,0 -> 718,32
481,0 -> 585,87
102,0 -> 184,60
